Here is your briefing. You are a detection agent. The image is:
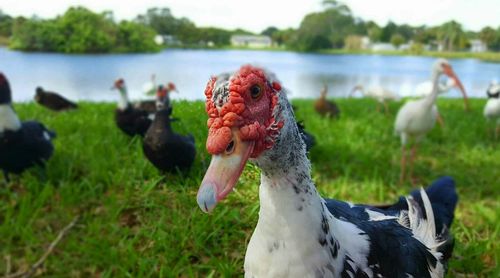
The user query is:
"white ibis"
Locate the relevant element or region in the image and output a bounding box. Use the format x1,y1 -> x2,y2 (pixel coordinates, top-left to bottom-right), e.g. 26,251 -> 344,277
350,85 -> 398,114
394,59 -> 467,184
142,74 -> 157,96
484,81 -> 500,139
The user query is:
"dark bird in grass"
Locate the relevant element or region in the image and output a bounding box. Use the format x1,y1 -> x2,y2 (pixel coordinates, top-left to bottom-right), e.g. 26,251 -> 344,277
292,105 -> 316,151
143,88 -> 196,173
296,121 -> 315,151
0,73 -> 56,182
314,84 -> 340,118
197,66 -> 458,277
112,79 -> 152,137
34,87 -> 78,111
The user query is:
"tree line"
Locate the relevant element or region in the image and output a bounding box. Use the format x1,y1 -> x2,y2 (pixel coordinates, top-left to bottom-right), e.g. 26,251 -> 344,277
0,1 -> 499,53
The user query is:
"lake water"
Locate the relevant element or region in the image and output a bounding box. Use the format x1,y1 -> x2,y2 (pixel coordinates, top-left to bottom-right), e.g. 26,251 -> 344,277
1,47 -> 499,103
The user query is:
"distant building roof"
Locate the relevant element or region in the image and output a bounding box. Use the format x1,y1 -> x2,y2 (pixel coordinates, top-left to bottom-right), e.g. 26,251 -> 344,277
230,35 -> 272,48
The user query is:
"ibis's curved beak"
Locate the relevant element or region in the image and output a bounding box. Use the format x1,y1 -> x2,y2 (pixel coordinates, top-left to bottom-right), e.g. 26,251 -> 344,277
197,128 -> 254,213
444,66 -> 469,111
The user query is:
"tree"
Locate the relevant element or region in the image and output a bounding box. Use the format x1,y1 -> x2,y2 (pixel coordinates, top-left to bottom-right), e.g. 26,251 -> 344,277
381,21 -> 397,42
366,21 -> 382,42
261,26 -> 279,37
10,7 -> 159,53
293,6 -> 363,51
479,27 -> 496,49
0,10 -> 13,37
437,20 -> 466,51
390,34 -> 405,48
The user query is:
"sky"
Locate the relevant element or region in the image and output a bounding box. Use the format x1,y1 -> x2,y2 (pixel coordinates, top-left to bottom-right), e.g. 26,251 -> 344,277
0,0 -> 498,33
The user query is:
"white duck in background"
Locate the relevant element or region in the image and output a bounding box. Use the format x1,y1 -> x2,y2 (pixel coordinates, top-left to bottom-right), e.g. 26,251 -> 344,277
395,59 -> 467,184
350,85 -> 398,114
196,65 -> 458,277
142,74 -> 157,96
484,81 -> 500,139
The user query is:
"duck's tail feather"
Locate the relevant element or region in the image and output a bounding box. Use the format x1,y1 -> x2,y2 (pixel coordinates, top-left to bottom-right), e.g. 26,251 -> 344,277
398,189 -> 448,277
385,176 -> 458,232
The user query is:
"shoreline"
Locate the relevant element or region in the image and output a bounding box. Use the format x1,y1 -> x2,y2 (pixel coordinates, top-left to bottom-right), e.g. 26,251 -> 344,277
2,43 -> 499,63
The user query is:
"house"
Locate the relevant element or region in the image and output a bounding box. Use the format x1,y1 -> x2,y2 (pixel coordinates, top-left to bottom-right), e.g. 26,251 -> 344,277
230,35 -> 272,48
154,35 -> 182,46
470,39 -> 487,53
361,36 -> 371,50
371,43 -> 396,52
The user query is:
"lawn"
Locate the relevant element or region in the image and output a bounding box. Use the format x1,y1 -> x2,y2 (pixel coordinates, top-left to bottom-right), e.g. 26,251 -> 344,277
0,99 -> 498,277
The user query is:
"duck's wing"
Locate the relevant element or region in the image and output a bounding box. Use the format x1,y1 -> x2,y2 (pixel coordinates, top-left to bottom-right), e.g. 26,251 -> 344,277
324,177 -> 457,277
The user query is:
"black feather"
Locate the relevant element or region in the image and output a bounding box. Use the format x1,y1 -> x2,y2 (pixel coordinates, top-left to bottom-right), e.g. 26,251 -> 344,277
143,107 -> 196,172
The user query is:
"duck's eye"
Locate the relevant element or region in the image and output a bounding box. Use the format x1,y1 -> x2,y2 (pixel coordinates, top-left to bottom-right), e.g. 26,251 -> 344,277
250,85 -> 262,99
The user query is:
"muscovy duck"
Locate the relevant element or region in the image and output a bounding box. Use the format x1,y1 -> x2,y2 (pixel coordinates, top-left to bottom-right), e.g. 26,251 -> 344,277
350,84 -> 399,114
314,84 -> 340,118
34,87 -> 78,111
142,88 -> 196,173
196,65 -> 458,277
112,79 -> 152,137
0,73 -> 56,182
484,81 -> 500,139
395,59 -> 467,184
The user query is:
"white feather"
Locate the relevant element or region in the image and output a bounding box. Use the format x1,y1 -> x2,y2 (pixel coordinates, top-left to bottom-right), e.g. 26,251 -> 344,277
397,189 -> 445,278
0,104 -> 21,132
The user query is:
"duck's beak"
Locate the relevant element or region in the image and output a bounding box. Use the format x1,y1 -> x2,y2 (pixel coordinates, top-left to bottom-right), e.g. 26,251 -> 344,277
444,66 -> 469,111
197,128 -> 254,213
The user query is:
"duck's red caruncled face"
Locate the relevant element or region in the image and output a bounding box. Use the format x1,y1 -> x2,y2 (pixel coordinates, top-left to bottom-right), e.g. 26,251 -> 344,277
198,65 -> 283,213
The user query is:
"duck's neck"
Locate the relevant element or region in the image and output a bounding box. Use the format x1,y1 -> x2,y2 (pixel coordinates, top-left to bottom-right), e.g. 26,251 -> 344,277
118,87 -> 130,110
423,70 -> 441,108
0,104 -> 21,133
151,109 -> 171,131
245,107 -> 348,276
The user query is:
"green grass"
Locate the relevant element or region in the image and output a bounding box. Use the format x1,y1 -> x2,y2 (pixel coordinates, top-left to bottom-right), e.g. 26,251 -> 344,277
0,99 -> 498,277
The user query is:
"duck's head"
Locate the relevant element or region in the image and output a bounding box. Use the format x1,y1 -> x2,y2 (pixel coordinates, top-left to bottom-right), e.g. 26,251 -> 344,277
167,82 -> 178,93
433,59 -> 469,110
112,78 -> 126,92
0,72 -> 12,105
197,65 -> 288,213
34,87 -> 44,101
487,81 -> 500,98
155,84 -> 169,109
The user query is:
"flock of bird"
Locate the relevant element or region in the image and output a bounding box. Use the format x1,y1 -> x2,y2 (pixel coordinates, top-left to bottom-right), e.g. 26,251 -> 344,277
0,58 -> 499,277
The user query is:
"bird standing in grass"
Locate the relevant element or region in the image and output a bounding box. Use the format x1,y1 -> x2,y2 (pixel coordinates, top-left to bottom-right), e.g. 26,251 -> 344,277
314,84 -> 340,118
350,84 -> 398,114
196,65 -> 458,277
395,59 -> 467,184
142,86 -> 195,173
484,81 -> 500,139
112,79 -> 152,137
34,87 -> 78,111
0,73 -> 56,182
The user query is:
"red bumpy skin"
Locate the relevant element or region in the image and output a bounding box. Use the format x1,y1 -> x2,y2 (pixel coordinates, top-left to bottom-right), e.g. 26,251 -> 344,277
205,65 -> 284,158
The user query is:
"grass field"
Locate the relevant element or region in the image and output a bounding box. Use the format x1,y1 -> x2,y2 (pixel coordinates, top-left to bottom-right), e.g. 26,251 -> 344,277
0,99 -> 498,277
